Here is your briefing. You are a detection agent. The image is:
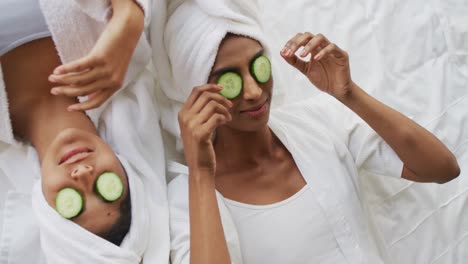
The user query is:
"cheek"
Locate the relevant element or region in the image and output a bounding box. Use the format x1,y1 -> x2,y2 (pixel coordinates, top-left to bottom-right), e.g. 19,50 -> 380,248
40,169 -> 64,206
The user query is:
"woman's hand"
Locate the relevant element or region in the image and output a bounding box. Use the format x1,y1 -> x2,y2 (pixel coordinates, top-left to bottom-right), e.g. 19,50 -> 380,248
48,0 -> 144,111
178,85 -> 233,174
281,32 -> 353,100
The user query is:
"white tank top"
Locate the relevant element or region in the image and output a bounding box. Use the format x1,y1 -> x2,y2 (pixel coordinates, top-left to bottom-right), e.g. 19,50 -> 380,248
0,0 -> 51,56
224,185 -> 348,264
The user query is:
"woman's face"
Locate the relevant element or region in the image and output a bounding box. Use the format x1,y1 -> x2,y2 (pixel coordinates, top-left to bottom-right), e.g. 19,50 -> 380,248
208,34 -> 273,132
40,128 -> 129,235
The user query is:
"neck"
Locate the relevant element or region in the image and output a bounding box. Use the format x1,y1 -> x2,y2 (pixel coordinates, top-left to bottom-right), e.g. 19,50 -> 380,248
21,97 -> 97,161
214,125 -> 278,170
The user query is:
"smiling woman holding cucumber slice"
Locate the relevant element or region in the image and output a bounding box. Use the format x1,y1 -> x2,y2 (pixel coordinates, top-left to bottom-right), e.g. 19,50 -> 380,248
1,1 -> 138,245
165,1 -> 460,263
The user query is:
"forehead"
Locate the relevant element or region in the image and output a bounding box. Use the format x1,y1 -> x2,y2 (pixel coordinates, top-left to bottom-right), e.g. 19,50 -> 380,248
213,34 -> 263,68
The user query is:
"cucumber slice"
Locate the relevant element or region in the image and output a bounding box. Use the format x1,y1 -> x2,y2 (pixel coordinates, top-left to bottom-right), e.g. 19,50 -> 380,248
56,188 -> 83,219
218,72 -> 243,99
251,55 -> 271,83
95,172 -> 124,202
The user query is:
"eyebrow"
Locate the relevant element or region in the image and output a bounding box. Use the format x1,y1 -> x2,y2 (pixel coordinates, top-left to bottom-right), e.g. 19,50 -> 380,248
208,49 -> 265,80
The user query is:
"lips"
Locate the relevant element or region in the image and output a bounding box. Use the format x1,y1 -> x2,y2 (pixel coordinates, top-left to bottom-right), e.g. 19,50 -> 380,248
59,148 -> 93,165
240,99 -> 268,116
241,98 -> 269,112
241,100 -> 269,117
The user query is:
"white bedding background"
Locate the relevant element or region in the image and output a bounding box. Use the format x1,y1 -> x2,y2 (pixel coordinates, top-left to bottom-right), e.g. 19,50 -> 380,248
259,0 -> 468,263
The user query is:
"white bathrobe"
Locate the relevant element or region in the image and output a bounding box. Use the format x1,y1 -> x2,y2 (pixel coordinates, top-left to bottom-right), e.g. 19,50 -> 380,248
0,1 -> 170,263
168,94 -> 404,264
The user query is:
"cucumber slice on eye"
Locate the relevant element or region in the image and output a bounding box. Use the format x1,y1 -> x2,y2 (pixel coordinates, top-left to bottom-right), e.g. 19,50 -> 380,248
95,172 -> 124,202
218,72 -> 243,99
56,188 -> 83,219
251,55 -> 271,83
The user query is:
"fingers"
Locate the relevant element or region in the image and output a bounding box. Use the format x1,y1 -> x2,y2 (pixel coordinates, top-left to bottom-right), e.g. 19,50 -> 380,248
67,90 -> 111,111
202,113 -> 230,135
187,101 -> 231,141
49,69 -> 107,87
179,85 -> 233,141
280,32 -> 326,73
196,100 -> 232,124
52,55 -> 102,75
281,51 -> 308,73
314,43 -> 348,61
281,32 -> 330,58
280,32 -> 348,69
51,79 -> 109,97
281,32 -> 315,57
299,33 -> 330,58
190,90 -> 233,114
183,84 -> 223,110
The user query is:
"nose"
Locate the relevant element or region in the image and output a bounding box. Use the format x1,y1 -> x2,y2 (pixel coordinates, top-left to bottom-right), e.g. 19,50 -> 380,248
242,74 -> 262,101
71,164 -> 94,180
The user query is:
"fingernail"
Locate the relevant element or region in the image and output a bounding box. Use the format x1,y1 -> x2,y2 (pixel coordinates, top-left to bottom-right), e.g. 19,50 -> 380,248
217,84 -> 223,89
314,54 -> 321,60
281,48 -> 287,55
300,50 -> 307,57
67,106 -> 78,111
48,75 -> 56,82
51,88 -> 59,95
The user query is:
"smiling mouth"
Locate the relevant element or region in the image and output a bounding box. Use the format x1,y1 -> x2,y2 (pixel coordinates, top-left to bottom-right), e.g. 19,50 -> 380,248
59,148 -> 93,165
240,98 -> 269,116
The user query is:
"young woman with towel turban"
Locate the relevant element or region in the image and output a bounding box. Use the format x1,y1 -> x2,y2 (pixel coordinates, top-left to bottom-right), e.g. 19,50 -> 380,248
165,0 -> 460,263
0,0 -> 169,263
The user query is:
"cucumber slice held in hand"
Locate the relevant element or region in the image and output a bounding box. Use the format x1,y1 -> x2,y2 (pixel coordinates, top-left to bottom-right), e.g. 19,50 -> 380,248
95,172 -> 124,202
218,72 -> 243,99
251,55 -> 271,83
56,188 -> 83,219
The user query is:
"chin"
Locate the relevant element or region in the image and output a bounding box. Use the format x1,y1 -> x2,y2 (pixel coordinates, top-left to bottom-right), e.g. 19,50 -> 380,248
42,128 -> 98,168
230,114 -> 270,132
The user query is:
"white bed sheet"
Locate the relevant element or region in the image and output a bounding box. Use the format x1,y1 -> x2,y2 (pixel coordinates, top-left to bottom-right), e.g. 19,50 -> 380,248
259,0 -> 467,263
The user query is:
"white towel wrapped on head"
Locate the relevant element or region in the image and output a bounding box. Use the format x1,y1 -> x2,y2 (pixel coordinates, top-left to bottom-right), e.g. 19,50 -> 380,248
31,155 -> 150,264
160,0 -> 270,140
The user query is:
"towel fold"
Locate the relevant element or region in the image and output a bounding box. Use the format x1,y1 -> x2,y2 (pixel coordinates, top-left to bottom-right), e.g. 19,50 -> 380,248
165,0 -> 268,102
0,64 -> 14,145
31,155 -> 149,264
